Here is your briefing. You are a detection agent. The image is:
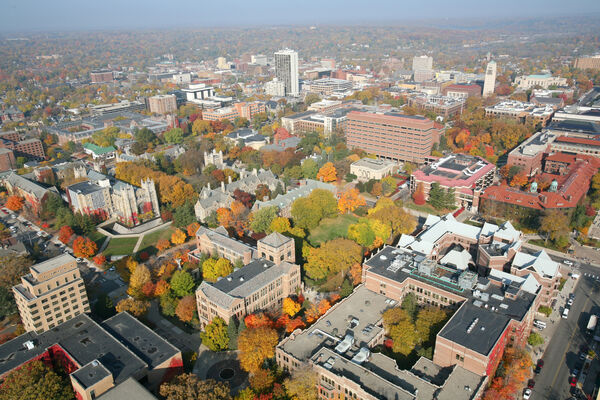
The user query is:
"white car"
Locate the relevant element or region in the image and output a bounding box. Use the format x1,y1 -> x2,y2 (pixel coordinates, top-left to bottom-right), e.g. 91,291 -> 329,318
564,260 -> 573,266
523,388 -> 532,399
76,258 -> 84,263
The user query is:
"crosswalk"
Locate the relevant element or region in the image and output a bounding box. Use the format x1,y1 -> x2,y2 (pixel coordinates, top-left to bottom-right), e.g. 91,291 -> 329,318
583,272 -> 600,281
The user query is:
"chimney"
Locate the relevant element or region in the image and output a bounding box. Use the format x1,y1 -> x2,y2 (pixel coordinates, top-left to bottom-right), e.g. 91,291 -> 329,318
208,182 -> 211,190
253,168 -> 258,176
228,175 -> 232,184
221,181 -> 225,192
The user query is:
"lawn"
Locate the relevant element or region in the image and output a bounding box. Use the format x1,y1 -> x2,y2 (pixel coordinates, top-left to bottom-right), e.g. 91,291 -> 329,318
405,201 -> 448,216
308,214 -> 359,246
137,225 -> 176,253
88,230 -> 107,248
529,239 -> 567,253
102,237 -> 139,257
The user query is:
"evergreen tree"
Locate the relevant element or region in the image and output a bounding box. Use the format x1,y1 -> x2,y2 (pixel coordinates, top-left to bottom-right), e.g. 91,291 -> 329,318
427,182 -> 446,210
340,279 -> 353,298
227,316 -> 239,350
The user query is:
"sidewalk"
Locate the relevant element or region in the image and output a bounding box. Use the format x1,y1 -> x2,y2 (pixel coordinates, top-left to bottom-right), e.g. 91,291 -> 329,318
145,301 -> 201,354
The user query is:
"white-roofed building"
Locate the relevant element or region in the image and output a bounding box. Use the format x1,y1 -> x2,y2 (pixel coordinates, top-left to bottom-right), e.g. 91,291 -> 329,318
510,250 -> 560,306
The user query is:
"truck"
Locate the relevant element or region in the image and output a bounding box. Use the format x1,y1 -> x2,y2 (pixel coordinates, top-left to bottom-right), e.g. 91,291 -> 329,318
587,315 -> 598,334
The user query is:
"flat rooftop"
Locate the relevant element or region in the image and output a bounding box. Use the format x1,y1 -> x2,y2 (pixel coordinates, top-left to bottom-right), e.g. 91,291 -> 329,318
31,253 -> 76,275
352,158 -> 397,170
71,360 -> 112,389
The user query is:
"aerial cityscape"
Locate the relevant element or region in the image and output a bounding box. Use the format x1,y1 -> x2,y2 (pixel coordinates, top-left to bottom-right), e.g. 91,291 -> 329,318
1,1 -> 600,399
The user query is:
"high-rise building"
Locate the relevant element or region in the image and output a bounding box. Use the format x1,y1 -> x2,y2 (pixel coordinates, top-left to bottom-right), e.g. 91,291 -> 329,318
574,55 -> 600,70
274,49 -> 299,96
483,61 -> 497,97
412,55 -> 433,71
147,94 -> 177,114
216,57 -> 229,70
251,54 -> 268,66
13,254 -> 90,333
265,79 -> 286,96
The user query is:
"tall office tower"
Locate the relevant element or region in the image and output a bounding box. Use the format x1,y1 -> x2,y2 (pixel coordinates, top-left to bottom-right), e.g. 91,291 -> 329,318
13,254 -> 90,333
412,55 -> 433,72
483,61 -> 497,97
274,49 -> 299,96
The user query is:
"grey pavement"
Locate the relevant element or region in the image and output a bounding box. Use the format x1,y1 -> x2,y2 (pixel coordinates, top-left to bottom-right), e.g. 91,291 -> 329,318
145,300 -> 202,354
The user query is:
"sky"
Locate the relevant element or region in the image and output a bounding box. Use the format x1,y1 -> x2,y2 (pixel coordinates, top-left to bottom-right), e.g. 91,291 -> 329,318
1,0 -> 600,32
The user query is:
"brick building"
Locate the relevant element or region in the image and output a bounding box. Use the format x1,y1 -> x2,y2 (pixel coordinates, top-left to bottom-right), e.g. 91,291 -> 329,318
13,254 -> 90,333
345,111 -> 442,163
0,132 -> 45,160
90,70 -> 114,83
190,226 -> 255,265
0,312 -> 181,400
407,95 -> 466,119
1,172 -> 59,214
202,101 -> 266,121
442,84 -> 482,99
0,148 -> 16,171
147,94 -> 177,114
256,232 -> 295,263
410,154 -> 495,211
195,258 -> 301,328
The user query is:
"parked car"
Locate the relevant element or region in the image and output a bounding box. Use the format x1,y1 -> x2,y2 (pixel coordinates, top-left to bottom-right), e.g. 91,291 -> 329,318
76,258 -> 84,263
527,379 -> 535,389
523,388 -> 532,399
569,376 -> 577,387
569,293 -> 575,300
534,360 -> 544,373
563,308 -> 570,319
568,298 -> 574,306
564,260 -> 573,266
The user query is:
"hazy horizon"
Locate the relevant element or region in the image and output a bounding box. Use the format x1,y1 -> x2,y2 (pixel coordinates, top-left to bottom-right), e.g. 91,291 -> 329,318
2,0 -> 600,33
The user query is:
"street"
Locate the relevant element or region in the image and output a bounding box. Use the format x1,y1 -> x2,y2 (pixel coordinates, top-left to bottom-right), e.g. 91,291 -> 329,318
531,260 -> 600,400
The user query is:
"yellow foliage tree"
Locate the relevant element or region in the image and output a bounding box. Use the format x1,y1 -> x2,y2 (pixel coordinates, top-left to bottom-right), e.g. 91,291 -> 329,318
171,229 -> 187,245
338,188 -> 366,214
116,298 -> 149,317
238,327 -> 279,373
317,162 -> 337,182
282,297 -> 301,317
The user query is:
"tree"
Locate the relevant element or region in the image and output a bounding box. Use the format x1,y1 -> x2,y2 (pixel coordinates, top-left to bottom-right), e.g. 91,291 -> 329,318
157,239 -> 171,252
93,254 -> 106,266
282,297 -> 301,317
250,206 -> 279,233
228,317 -> 239,350
202,258 -> 233,282
301,159 -> 319,179
72,236 -> 97,258
135,127 -> 157,146
175,295 -> 196,322
389,319 -> 418,355
128,264 -> 151,296
249,369 -> 275,392
291,189 -> 338,230
413,182 -> 426,205
171,228 -> 187,245
270,217 -> 291,234
415,307 -> 447,342
187,222 -> 201,237
201,317 -> 229,352
304,238 -> 362,280
159,374 -> 232,400
427,182 -> 454,210
368,198 -> 416,237
160,291 -> 178,316
347,221 -> 376,247
115,298 -> 149,317
0,287 -> 17,319
164,127 -> 184,144
284,370 -> 318,400
170,270 -> 195,297
540,210 -> 569,244
173,203 -> 196,228
141,281 -> 156,298
338,188 -> 366,214
0,360 -> 74,400
0,255 -> 33,288
192,119 -> 212,136
58,226 -> 74,244
527,332 -> 544,347
5,195 -> 24,212
510,172 -> 529,188
317,162 -> 337,182
238,326 -> 279,373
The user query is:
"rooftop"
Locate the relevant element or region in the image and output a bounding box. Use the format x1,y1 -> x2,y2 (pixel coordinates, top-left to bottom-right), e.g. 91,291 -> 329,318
351,157 -> 397,171
258,232 -> 292,248
195,226 -> 254,256
97,378 -> 158,400
413,154 -> 494,188
30,253 -> 76,276
71,360 -> 112,389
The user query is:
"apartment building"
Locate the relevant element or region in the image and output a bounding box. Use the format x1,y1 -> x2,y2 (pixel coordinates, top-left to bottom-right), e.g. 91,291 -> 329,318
407,95 -> 466,119
345,111 -> 442,163
147,94 -> 177,114
0,132 -> 45,160
0,148 -> 16,171
0,312 -> 181,400
410,154 -> 495,211
12,254 -> 90,333
196,258 -> 301,328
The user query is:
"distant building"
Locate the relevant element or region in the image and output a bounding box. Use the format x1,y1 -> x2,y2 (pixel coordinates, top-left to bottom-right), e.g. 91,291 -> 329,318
251,54 -> 268,66
147,94 -> 177,114
225,128 -> 267,150
307,99 -> 344,113
13,254 -> 89,333
410,154 -> 495,211
0,172 -> 59,214
252,179 -> 337,217
90,70 -> 114,83
201,101 -> 266,122
182,83 -> 215,102
407,95 -> 465,119
0,107 -> 24,123
0,132 -> 45,160
83,143 -> 117,160
350,158 -> 399,182
574,55 -> 600,70
303,78 -> 352,96
412,55 -> 434,83
195,258 -> 301,328
515,74 -> 567,90
265,79 -> 286,97
217,57 -> 229,70
442,84 -> 482,99
482,61 -> 497,97
484,100 -> 555,127
0,148 -> 16,171
321,58 -> 336,69
345,111 -> 442,163
275,49 -> 299,96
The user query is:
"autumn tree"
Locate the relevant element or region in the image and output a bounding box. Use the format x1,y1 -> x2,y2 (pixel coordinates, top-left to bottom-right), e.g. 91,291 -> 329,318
368,198 -> 416,237
238,326 -> 279,373
72,236 -> 97,258
284,370 -> 318,400
93,254 -> 106,266
58,226 -> 74,244
249,206 -> 279,233
412,182 -> 426,205
389,320 -> 419,355
156,238 -> 171,252
171,228 -> 187,245
291,189 -> 338,230
304,238 -> 362,280
115,298 -> 149,317
510,172 -> 529,188
282,297 -> 301,317
5,195 -> 24,212
202,258 -> 233,282
249,369 -> 275,393
175,295 -> 196,323
170,270 -> 195,297
338,188 -> 366,214
159,374 -> 232,400
415,307 -> 447,343
244,313 -> 273,329
187,222 -> 200,237
0,360 -> 74,400
540,210 -> 569,244
128,264 -> 151,297
317,162 -> 337,182
349,263 -> 362,285
141,281 -> 156,298
0,255 -> 33,288
201,317 -> 229,352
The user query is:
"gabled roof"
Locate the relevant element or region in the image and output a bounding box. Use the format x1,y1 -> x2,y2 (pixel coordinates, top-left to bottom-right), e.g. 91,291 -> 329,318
259,232 -> 292,248
511,250 -> 559,279
440,249 -> 472,271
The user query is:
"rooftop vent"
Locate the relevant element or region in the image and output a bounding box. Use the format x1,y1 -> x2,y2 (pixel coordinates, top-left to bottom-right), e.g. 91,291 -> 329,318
263,263 -> 268,268
240,277 -> 244,282
466,318 -> 479,334
91,360 -> 99,367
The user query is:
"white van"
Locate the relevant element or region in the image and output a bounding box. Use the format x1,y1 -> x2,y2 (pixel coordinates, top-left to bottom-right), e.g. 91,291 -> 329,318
534,320 -> 547,329
562,308 -> 570,319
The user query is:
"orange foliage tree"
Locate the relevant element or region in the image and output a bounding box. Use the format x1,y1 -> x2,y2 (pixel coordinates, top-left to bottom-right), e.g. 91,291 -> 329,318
72,236 -> 97,258
317,299 -> 331,315
170,228 -> 187,245
5,195 -> 24,212
175,295 -> 196,322
186,222 -> 200,237
510,172 -> 529,188
93,254 -> 106,266
286,317 -> 306,333
154,280 -> 170,296
349,263 -> 362,285
244,313 -> 273,329
141,281 -> 156,298
58,226 -> 74,244
156,239 -> 171,252
338,188 -> 366,214
237,327 -> 279,373
317,162 -> 337,182
412,183 -> 426,205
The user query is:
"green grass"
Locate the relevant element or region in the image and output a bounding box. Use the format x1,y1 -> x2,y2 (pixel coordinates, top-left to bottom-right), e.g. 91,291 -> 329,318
405,201 -> 448,215
137,225 -> 175,253
88,230 -> 107,248
102,237 -> 139,257
308,214 -> 359,246
529,239 -> 567,253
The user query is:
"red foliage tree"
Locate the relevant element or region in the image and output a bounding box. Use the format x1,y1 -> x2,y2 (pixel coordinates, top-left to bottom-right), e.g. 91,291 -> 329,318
142,281 -> 156,298
412,183 -> 426,205
93,254 -> 106,266
244,313 -> 273,329
58,226 -> 74,244
5,195 -> 24,212
233,189 -> 254,209
72,236 -> 97,258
